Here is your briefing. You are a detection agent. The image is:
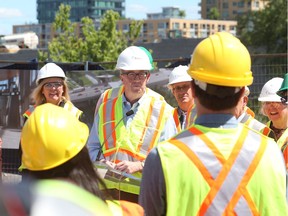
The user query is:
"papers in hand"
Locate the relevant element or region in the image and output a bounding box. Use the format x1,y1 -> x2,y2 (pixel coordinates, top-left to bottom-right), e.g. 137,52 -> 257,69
94,161 -> 141,186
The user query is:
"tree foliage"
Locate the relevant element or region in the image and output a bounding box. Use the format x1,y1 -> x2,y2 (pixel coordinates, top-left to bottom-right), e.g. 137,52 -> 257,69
237,0 -> 287,53
38,4 -> 132,66
179,10 -> 186,18
207,7 -> 220,20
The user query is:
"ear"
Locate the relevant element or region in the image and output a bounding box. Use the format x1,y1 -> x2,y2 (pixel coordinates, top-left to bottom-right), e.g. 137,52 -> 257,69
146,72 -> 151,82
191,81 -> 197,98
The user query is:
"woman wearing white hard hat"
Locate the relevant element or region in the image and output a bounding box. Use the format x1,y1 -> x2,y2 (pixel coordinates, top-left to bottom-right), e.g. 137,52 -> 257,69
19,63 -> 83,173
23,62 -> 83,120
258,77 -> 288,169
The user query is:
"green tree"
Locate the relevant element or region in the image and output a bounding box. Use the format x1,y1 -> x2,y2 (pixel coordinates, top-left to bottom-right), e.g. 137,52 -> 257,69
179,10 -> 186,18
38,4 -> 128,65
238,0 -> 287,53
207,7 -> 220,20
127,20 -> 143,45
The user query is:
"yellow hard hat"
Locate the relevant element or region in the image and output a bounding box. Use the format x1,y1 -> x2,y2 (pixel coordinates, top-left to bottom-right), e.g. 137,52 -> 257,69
21,103 -> 89,171
188,32 -> 253,87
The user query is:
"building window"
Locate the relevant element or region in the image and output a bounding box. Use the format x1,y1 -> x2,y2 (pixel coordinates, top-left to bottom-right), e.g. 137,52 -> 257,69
148,23 -> 153,30
238,2 -> 244,8
173,22 -> 180,29
157,22 -> 166,29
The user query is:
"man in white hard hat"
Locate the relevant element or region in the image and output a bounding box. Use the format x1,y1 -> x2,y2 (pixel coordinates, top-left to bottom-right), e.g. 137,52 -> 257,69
167,65 -> 195,132
235,86 -> 274,138
87,46 -> 176,202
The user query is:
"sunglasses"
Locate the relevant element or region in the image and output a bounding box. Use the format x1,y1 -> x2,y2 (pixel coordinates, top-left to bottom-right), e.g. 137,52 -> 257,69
43,82 -> 64,89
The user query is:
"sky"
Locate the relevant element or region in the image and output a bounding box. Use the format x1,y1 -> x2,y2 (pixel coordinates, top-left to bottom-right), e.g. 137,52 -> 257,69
0,0 -> 201,35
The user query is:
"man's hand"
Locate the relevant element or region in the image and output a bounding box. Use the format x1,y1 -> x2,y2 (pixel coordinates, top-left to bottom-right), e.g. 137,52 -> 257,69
115,160 -> 143,174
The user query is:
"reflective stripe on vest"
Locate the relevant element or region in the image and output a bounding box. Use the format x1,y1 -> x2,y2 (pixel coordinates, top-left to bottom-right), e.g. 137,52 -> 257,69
23,106 -> 36,118
170,126 -> 267,215
185,104 -> 197,128
241,113 -> 272,136
173,108 -> 181,133
98,94 -> 169,162
103,86 -> 124,103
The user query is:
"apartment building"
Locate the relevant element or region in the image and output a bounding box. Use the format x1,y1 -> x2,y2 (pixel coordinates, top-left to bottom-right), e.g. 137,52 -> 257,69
201,0 -> 268,20
37,0 -> 125,23
117,18 -> 237,43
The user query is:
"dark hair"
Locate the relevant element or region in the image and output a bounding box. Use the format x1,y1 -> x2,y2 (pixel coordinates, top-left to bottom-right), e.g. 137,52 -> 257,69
27,147 -> 110,201
192,81 -> 243,110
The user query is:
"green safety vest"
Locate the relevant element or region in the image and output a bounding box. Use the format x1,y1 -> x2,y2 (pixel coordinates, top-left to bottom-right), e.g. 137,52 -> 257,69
157,124 -> 287,216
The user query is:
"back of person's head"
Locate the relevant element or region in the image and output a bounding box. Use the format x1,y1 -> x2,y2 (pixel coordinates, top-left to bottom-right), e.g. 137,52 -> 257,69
187,32 -> 253,110
116,46 -> 153,71
167,65 -> 192,88
21,103 -> 107,199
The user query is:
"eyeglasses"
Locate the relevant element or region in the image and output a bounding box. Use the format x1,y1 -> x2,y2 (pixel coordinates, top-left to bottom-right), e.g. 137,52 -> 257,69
121,72 -> 148,80
43,82 -> 63,89
172,84 -> 191,92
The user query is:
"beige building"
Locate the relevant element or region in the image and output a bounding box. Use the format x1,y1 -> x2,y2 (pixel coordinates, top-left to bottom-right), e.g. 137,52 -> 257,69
201,0 -> 268,20
117,18 -> 237,43
13,18 -> 236,48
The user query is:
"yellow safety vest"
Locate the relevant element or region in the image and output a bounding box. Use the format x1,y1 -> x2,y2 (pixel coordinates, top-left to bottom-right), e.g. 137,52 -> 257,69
98,90 -> 172,194
98,93 -> 172,163
157,124 -> 287,216
34,180 -> 113,215
23,101 -> 82,120
240,112 -> 272,137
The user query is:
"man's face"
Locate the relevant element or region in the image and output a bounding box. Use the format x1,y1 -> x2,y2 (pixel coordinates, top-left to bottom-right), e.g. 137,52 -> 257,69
171,81 -> 194,111
120,70 -> 150,95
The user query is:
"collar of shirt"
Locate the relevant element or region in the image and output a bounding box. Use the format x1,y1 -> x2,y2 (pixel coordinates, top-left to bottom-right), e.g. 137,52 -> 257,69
195,114 -> 238,128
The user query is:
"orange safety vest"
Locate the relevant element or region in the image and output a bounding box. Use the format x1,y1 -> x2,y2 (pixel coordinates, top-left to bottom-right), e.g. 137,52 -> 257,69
172,108 -> 182,133
98,93 -> 171,162
169,126 -> 267,215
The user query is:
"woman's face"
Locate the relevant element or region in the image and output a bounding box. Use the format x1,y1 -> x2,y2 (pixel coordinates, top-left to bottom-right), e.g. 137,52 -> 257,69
262,101 -> 287,122
41,77 -> 64,105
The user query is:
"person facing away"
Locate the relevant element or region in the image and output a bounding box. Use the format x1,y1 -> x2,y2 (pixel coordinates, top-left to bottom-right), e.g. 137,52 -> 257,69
258,77 -> 288,169
87,46 -> 175,172
167,65 -> 196,132
20,103 -> 143,216
235,86 -> 275,138
139,32 -> 288,216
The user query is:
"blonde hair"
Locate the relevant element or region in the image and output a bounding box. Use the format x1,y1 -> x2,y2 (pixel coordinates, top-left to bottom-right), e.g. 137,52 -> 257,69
31,79 -> 70,106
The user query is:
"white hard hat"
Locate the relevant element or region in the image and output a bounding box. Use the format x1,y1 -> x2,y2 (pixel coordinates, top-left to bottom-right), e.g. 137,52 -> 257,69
168,65 -> 192,88
36,63 -> 66,85
116,46 -> 153,71
258,77 -> 283,102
